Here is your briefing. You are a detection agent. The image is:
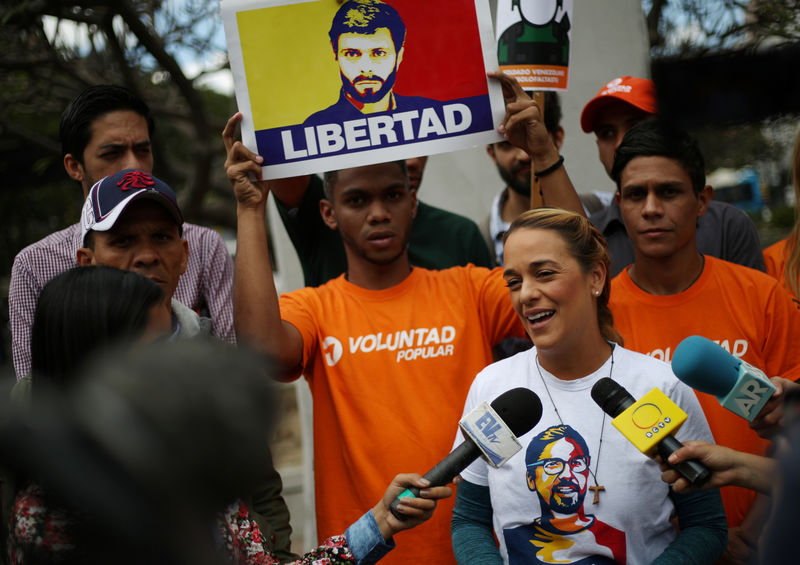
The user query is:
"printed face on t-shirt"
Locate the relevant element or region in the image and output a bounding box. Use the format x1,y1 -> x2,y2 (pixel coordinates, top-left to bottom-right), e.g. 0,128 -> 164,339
616,155 -> 710,262
529,437 -> 589,514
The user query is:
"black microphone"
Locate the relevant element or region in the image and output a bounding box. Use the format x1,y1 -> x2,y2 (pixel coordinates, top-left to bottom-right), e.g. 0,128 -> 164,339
591,378 -> 710,486
390,387 -> 542,520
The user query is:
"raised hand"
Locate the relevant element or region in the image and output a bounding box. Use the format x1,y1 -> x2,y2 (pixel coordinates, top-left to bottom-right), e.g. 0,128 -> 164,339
222,112 -> 269,210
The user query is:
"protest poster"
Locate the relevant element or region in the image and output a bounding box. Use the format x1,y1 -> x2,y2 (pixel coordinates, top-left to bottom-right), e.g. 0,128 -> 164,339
222,0 -> 505,179
495,0 -> 573,91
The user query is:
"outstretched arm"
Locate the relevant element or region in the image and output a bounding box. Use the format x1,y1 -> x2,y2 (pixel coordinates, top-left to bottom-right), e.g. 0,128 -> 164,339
660,440 -> 775,495
222,113 -> 304,372
489,71 -> 585,217
341,474 -> 452,564
372,474 -> 452,540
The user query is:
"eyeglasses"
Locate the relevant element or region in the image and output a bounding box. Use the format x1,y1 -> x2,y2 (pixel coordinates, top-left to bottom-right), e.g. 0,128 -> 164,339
527,456 -> 589,476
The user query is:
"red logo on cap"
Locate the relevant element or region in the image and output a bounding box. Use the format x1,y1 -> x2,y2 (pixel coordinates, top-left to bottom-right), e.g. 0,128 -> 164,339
118,171 -> 155,191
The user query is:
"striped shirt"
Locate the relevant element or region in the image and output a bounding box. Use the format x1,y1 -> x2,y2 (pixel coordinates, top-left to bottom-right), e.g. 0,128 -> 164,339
9,222 -> 235,379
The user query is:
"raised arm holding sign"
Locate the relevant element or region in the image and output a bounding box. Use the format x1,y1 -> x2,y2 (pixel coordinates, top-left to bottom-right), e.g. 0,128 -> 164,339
490,71 -> 583,218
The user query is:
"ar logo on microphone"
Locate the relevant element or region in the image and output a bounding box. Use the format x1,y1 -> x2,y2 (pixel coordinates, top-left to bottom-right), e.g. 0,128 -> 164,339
323,336 -> 343,367
735,378 -> 771,418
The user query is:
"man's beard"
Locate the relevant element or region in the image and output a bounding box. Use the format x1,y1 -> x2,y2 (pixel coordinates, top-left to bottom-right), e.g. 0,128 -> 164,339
341,68 -> 398,105
546,478 -> 585,514
495,161 -> 531,197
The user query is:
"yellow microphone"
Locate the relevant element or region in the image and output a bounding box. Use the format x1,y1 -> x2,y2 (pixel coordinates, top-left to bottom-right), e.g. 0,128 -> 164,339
591,378 -> 709,485
610,388 -> 688,456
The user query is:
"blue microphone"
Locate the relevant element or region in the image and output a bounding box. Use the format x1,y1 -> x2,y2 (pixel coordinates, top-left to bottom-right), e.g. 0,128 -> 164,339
671,335 -> 775,422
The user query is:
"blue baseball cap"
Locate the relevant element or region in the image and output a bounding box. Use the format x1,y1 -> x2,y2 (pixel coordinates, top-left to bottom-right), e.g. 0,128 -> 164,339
80,169 -> 184,244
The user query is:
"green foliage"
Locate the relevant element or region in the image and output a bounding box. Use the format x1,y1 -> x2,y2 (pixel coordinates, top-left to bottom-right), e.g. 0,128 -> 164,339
0,0 -> 236,282
771,204 -> 797,229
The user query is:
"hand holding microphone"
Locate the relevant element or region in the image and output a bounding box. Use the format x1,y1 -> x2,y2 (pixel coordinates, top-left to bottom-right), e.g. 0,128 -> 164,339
389,387 -> 543,520
657,441 -> 775,495
373,474 -> 453,541
591,378 -> 710,486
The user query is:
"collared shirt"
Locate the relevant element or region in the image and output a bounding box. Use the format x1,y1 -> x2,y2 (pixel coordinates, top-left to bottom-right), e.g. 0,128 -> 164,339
9,222 -> 234,379
488,188 -> 511,266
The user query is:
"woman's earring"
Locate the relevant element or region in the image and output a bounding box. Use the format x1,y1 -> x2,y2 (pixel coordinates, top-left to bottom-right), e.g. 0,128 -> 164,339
594,290 -> 600,296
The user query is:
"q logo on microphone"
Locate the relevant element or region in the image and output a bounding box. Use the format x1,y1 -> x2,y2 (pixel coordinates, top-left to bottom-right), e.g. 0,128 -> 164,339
611,389 -> 687,455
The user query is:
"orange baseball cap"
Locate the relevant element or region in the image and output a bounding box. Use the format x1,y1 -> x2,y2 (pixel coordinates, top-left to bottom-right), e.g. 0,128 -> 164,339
580,76 -> 658,133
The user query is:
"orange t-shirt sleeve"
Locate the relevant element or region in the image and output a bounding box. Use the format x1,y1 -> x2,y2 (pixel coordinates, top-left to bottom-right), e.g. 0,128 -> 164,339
471,266 -> 526,345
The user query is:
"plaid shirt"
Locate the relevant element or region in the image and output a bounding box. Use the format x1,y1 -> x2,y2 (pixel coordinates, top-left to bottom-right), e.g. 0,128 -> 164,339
9,222 -> 235,379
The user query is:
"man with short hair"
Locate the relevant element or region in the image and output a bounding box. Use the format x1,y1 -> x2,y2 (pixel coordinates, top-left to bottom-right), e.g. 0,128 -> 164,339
305,0 -> 441,124
222,74 -> 573,564
608,120 -> 800,564
581,75 -> 766,277
272,154 -> 493,287
76,169 -> 203,338
9,85 -> 235,379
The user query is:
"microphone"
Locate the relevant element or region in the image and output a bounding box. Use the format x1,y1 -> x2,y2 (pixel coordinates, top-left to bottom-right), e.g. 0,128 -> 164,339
389,387 -> 542,520
672,335 -> 775,422
591,378 -> 710,486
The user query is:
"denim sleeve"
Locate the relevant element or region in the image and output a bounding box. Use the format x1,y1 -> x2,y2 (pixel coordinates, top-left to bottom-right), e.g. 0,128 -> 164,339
345,510 -> 395,564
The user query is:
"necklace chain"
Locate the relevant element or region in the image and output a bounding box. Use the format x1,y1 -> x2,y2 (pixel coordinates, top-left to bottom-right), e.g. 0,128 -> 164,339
629,253 -> 705,295
534,345 -> 615,502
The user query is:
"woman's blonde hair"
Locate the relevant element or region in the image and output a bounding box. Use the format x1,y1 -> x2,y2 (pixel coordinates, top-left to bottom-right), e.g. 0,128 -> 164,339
786,128 -> 800,298
503,208 -> 623,345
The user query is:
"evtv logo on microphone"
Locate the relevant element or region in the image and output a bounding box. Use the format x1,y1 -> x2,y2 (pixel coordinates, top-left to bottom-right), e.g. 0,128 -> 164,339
475,411 -> 503,444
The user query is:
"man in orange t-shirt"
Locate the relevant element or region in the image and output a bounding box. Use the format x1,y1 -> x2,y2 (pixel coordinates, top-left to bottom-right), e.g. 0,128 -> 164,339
223,75 -> 586,564
607,120 -> 800,565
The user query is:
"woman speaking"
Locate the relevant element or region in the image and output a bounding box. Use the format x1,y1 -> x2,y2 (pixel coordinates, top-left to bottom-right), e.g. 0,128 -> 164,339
451,209 -> 727,565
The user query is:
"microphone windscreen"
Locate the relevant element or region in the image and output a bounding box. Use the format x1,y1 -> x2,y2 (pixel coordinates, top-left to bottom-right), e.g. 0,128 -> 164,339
490,387 -> 543,437
591,377 -> 635,418
672,335 -> 739,397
